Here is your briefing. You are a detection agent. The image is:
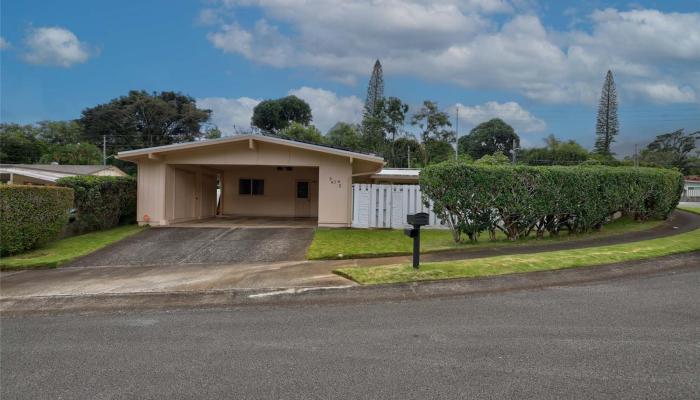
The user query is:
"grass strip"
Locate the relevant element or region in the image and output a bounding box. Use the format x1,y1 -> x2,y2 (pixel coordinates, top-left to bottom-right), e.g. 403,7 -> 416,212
1,225 -> 144,270
308,216 -> 663,260
335,223 -> 700,285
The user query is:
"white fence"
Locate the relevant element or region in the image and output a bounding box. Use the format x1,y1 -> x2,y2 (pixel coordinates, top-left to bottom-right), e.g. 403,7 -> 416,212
351,184 -> 448,229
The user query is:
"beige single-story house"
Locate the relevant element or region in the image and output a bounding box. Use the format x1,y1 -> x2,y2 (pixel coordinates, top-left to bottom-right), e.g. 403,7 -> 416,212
117,134 -> 386,227
0,164 -> 127,186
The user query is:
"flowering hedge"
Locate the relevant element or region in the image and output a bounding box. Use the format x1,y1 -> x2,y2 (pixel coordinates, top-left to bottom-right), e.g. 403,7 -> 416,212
0,185 -> 74,255
420,163 -> 683,242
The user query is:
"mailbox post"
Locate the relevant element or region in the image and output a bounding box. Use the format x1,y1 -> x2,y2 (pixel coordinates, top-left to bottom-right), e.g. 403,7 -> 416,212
404,212 -> 429,269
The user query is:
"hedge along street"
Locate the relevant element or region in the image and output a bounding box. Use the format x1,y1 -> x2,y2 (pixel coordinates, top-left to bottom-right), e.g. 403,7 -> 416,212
0,185 -> 73,255
420,164 -> 683,242
335,210 -> 700,285
56,175 -> 136,235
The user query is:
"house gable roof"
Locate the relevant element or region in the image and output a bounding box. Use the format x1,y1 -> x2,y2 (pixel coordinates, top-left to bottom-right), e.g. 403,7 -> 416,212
116,134 -> 385,164
0,164 -> 114,175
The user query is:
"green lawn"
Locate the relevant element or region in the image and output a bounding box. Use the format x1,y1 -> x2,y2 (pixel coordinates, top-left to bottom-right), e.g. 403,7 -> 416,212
307,216 -> 663,260
678,205 -> 700,214
335,226 -> 700,285
0,225 -> 144,270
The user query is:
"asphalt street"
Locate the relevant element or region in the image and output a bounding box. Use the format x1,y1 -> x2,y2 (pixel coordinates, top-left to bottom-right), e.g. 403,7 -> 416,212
2,268 -> 699,399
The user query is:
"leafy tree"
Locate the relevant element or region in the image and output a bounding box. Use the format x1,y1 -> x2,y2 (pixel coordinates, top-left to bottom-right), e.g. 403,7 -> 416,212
36,120 -> 84,145
39,143 -> 102,165
411,100 -> 454,143
204,127 -> 223,139
474,152 -> 510,165
458,118 -> 519,160
0,124 -> 44,163
278,122 -> 324,144
392,136 -> 422,168
326,122 -> 363,151
383,97 -> 409,166
251,95 -> 312,132
80,90 -> 212,151
520,134 -> 589,165
422,139 -> 454,165
594,70 -> 619,155
640,128 -> 700,173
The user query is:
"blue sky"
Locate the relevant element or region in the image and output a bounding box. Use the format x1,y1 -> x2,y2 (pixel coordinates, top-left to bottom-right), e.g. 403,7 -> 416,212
2,0 -> 699,156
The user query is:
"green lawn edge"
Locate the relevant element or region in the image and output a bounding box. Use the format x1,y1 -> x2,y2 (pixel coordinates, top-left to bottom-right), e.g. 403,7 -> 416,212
335,213 -> 700,285
0,225 -> 145,270
308,216 -> 663,260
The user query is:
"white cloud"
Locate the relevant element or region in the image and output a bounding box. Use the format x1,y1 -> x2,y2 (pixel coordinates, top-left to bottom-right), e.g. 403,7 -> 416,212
624,82 -> 697,103
196,96 -> 260,134
287,87 -> 363,132
21,27 -> 91,67
197,87 -> 362,134
0,37 -> 9,50
204,3 -> 700,105
453,101 -> 546,133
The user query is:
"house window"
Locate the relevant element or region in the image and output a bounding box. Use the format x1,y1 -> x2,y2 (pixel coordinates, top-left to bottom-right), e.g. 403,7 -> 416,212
297,181 -> 309,199
239,179 -> 264,195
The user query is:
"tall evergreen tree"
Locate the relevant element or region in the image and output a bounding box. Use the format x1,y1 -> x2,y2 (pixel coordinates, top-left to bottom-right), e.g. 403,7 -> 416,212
363,60 -> 384,117
594,70 -> 619,155
361,60 -> 386,153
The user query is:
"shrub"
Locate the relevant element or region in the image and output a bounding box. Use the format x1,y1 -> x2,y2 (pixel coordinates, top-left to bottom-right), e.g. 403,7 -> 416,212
56,176 -> 136,234
0,185 -> 74,255
420,163 -> 683,242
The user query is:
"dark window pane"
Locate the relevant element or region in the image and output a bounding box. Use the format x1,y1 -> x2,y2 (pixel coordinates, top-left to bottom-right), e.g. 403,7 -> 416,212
297,181 -> 309,199
252,179 -> 264,195
239,179 -> 251,195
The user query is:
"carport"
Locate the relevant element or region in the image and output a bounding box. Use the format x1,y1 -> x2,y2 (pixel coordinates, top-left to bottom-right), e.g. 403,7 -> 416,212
117,134 -> 384,227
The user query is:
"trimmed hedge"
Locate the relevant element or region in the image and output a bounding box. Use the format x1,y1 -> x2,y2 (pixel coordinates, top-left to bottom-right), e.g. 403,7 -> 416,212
420,163 -> 683,242
56,176 -> 136,234
0,185 -> 74,255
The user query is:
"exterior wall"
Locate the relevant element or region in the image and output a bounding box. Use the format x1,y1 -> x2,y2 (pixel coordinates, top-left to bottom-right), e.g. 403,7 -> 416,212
136,160 -> 167,225
93,166 -> 128,177
222,166 -> 318,218
163,165 -> 219,224
317,154 -> 353,227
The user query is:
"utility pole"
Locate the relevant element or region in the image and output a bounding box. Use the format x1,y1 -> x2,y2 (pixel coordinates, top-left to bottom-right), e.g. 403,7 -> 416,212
407,146 -> 411,169
103,135 -> 107,165
455,106 -> 459,160
511,138 -> 518,165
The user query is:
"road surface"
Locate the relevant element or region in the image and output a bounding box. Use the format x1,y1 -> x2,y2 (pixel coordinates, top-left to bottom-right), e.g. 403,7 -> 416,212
2,267 -> 699,399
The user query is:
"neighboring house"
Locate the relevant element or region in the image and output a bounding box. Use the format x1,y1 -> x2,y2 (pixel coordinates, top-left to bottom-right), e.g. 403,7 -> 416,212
683,176 -> 700,201
117,134 -> 385,227
0,164 -> 127,186
361,168 -> 420,184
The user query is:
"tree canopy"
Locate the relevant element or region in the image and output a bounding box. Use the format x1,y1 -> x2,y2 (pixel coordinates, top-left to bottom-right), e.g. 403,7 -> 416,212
519,134 -> 589,165
251,95 -> 312,132
458,118 -> 519,160
80,90 -> 212,150
639,128 -> 700,173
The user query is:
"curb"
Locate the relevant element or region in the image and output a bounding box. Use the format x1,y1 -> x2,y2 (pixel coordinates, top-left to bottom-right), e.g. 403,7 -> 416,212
2,251 -> 698,316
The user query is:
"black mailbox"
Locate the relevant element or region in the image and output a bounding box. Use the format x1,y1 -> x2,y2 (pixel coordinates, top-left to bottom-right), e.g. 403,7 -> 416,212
407,212 -> 429,227
404,213 -> 429,269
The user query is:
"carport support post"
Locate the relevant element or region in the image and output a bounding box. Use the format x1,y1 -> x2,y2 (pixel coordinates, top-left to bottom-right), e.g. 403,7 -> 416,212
412,226 -> 420,270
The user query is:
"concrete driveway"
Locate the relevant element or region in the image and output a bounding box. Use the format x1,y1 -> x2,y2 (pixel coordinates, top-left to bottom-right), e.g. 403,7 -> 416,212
66,227 -> 315,268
